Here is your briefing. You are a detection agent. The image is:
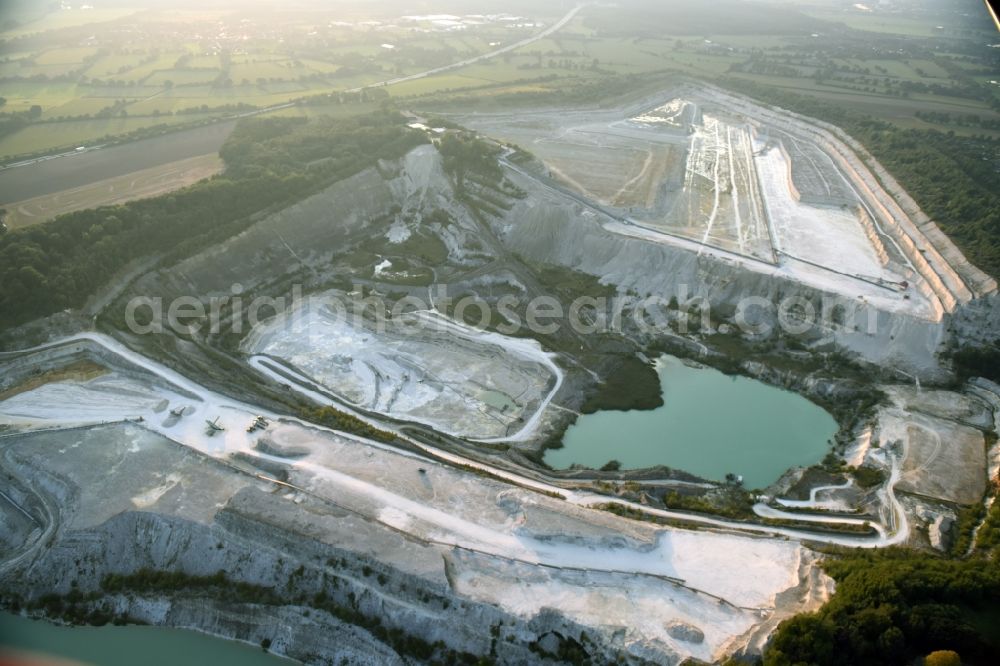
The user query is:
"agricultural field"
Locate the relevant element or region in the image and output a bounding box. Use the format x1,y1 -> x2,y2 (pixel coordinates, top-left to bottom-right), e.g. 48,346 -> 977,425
385,1 -> 1000,140
386,73 -> 500,97
0,119 -> 236,203
798,9 -> 952,37
40,97 -> 121,120
2,8 -> 141,38
0,113 -> 214,159
34,46 -> 100,66
2,153 -> 224,230
0,3 -> 565,160
1,0 -> 997,161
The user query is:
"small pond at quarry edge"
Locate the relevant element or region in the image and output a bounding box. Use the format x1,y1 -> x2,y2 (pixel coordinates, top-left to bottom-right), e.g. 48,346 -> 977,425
544,355 -> 838,489
0,612 -> 293,666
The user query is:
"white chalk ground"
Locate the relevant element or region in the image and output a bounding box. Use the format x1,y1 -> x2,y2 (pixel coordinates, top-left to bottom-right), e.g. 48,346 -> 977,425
969,379 -> 1000,483
249,327 -> 907,549
754,141 -> 896,282
630,98 -> 691,127
776,479 -> 855,513
241,294 -> 557,440
0,334 -> 841,662
875,392 -> 988,505
608,218 -> 933,318
3,334 -> 933,658
611,104 -> 935,315
0,336 -> 814,662
447,549 -> 775,662
474,94 -> 937,319
668,113 -> 771,260
492,529 -> 801,611
0,375 -> 169,423
843,426 -> 874,469
887,384 -> 995,430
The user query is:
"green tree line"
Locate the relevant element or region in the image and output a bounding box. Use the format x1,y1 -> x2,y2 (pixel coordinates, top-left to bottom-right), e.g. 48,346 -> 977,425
766,545 -> 1000,665
438,132 -> 503,190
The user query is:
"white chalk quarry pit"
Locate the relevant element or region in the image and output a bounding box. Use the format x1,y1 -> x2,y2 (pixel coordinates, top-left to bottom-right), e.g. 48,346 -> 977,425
241,292 -> 560,441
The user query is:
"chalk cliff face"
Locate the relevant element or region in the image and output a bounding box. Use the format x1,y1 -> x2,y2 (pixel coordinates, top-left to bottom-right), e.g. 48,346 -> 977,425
690,84 -> 995,308
123,144 -> 486,305
0,413 -> 832,666
495,180 -> 950,378
7,505 -> 639,665
105,127 -> 993,385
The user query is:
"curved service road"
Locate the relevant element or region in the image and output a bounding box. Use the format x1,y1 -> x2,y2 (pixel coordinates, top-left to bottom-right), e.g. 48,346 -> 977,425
1,331 -> 908,551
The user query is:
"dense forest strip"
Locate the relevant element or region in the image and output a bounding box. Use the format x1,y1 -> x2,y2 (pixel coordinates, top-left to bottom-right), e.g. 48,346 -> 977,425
0,112 -> 427,332
765,540 -> 1000,665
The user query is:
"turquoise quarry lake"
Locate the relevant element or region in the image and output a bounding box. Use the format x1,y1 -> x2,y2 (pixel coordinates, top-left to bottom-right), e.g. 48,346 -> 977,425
544,356 -> 838,489
0,612 -> 291,666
